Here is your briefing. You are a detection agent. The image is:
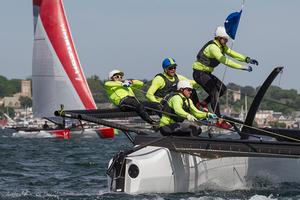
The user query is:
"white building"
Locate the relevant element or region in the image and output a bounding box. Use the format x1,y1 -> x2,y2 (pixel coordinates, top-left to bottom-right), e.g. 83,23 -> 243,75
3,94 -> 21,108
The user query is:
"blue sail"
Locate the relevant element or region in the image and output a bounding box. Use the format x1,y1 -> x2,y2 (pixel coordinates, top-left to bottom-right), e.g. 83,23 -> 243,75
224,10 -> 242,40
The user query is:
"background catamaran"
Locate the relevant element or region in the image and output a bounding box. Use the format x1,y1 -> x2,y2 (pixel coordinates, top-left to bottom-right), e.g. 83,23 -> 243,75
12,0 -> 115,139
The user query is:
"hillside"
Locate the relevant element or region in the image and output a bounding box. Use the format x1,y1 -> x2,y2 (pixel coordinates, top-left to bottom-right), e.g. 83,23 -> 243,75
0,75 -> 299,115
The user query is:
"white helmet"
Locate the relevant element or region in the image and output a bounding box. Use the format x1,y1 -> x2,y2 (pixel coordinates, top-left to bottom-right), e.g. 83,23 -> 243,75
108,69 -> 124,80
177,80 -> 192,90
215,26 -> 230,39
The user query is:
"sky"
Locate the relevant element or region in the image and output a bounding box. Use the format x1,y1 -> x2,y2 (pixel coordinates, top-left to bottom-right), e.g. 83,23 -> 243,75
0,0 -> 300,91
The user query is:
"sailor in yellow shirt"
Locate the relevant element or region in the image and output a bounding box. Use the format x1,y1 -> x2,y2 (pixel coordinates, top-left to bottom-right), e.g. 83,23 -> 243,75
192,26 -> 258,126
104,69 -> 156,124
159,80 -> 217,137
146,57 -> 204,111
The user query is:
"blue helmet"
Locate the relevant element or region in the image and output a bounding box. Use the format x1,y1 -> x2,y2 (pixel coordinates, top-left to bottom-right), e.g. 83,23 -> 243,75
162,57 -> 177,69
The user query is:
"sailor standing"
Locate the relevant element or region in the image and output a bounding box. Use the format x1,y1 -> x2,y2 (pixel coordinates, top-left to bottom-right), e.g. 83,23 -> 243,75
192,26 -> 258,128
146,58 -> 204,110
104,69 -> 156,125
159,80 -> 217,137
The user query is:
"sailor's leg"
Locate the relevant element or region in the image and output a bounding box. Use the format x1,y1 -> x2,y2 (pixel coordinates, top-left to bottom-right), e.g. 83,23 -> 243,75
190,89 -> 200,106
210,88 -> 221,116
141,101 -> 162,117
178,122 -> 202,136
159,124 -> 178,136
213,75 -> 227,98
120,97 -> 155,124
193,69 -> 217,111
210,75 -> 226,116
160,123 -> 186,136
160,122 -> 202,137
136,103 -> 157,124
141,101 -> 162,111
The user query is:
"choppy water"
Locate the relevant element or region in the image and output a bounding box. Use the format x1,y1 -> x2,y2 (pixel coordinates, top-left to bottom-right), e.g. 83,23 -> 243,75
0,128 -> 299,200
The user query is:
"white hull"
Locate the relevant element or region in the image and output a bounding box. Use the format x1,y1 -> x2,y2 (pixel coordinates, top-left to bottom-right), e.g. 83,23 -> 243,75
108,146 -> 300,194
11,129 -> 101,139
12,130 -> 55,138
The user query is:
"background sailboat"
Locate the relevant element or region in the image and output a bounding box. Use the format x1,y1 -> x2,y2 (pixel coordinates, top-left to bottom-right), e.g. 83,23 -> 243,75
11,0 -> 114,138
32,0 -> 96,117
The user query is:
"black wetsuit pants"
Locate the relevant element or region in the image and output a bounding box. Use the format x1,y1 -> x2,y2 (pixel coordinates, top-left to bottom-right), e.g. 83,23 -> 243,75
119,96 -> 155,124
159,122 -> 202,137
190,89 -> 201,107
193,69 -> 227,116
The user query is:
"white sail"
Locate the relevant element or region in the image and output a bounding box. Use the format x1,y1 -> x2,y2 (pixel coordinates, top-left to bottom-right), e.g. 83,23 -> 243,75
32,0 -> 96,118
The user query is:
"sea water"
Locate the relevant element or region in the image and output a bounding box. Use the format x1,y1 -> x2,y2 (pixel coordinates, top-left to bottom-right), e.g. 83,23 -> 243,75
0,129 -> 299,200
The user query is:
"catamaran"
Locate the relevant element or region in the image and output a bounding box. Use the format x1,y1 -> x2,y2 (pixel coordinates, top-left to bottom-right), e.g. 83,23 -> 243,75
12,0 -> 114,139
30,0 -> 300,193
56,67 -> 300,193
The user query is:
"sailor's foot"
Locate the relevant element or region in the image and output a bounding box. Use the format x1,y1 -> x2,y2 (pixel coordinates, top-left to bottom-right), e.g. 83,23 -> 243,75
216,120 -> 232,129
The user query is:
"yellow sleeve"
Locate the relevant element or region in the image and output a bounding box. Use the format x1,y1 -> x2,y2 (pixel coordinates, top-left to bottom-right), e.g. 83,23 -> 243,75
131,80 -> 144,88
224,46 -> 247,62
209,44 -> 244,70
188,99 -> 208,119
104,81 -> 122,87
146,76 -> 164,103
177,75 -> 201,89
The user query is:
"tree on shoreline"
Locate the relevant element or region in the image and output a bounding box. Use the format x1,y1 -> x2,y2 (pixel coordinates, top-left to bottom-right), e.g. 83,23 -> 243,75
1,74 -> 300,115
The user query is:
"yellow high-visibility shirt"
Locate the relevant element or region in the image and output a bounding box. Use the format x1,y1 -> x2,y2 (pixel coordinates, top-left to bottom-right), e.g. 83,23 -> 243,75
104,80 -> 143,105
193,39 -> 247,73
146,72 -> 200,103
159,93 -> 208,127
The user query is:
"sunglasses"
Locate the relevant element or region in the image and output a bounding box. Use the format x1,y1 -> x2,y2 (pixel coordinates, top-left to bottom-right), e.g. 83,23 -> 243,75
220,37 -> 228,42
167,66 -> 177,70
113,75 -> 123,79
184,88 -> 193,92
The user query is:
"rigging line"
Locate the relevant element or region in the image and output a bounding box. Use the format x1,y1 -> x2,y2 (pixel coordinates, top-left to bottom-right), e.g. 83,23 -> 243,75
135,80 -> 298,111
130,83 -> 300,141
130,88 -> 213,118
123,104 -> 182,118
133,87 -> 208,112
241,0 -> 246,10
124,100 -> 300,142
226,88 -> 299,110
215,59 -> 229,114
223,117 -> 300,142
58,111 -> 148,135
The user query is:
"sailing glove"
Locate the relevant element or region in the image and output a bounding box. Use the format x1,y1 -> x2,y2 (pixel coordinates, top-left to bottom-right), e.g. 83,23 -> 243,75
245,57 -> 259,65
187,114 -> 197,122
122,80 -> 132,87
207,113 -> 217,119
243,66 -> 252,72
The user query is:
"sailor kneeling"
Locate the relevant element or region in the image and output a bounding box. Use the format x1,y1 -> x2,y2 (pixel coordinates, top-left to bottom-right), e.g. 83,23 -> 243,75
159,80 -> 217,137
104,69 -> 156,125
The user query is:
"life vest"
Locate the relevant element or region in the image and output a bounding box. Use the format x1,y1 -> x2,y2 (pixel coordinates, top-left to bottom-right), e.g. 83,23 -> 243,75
161,92 -> 190,122
154,73 -> 179,98
196,40 -> 225,68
